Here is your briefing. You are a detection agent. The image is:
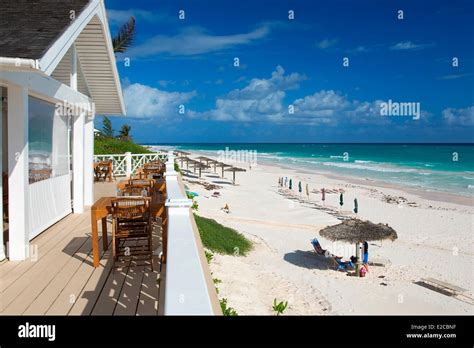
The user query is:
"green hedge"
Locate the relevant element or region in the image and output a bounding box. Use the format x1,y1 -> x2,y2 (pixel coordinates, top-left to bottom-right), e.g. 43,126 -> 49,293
194,214 -> 252,256
94,137 -> 152,155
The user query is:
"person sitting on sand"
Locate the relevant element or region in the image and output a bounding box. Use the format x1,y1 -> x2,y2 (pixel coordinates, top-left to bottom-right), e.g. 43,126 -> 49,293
335,256 -> 357,271
221,203 -> 230,214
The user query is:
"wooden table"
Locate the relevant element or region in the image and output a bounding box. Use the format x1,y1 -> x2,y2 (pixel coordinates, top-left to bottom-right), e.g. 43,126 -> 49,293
90,192 -> 167,268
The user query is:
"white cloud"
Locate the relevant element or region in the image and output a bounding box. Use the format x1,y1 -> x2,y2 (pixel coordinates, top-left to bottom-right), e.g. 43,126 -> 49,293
442,106 -> 474,126
351,45 -> 370,53
188,66 -> 305,122
129,24 -> 271,57
107,9 -> 160,25
292,91 -> 389,125
437,73 -> 472,80
123,83 -> 196,118
187,66 -> 392,126
390,41 -> 434,51
160,66 -> 436,128
316,39 -> 338,49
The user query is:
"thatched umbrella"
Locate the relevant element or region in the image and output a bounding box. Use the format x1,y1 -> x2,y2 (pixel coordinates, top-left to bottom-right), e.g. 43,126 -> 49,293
224,167 -> 246,184
195,156 -> 210,163
189,161 -> 209,177
174,150 -> 190,157
215,162 -> 233,178
181,157 -> 194,169
319,219 -> 397,277
179,156 -> 188,167
205,159 -> 219,172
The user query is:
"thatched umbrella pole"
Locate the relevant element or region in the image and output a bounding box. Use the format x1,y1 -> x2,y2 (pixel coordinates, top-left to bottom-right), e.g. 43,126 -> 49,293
355,242 -> 361,275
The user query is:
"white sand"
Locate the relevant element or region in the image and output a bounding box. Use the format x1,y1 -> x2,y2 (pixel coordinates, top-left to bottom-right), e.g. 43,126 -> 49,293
183,156 -> 474,315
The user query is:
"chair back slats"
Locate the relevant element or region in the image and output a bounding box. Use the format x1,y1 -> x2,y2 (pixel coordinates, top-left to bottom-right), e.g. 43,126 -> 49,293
128,179 -> 154,189
121,186 -> 149,197
111,197 -> 150,220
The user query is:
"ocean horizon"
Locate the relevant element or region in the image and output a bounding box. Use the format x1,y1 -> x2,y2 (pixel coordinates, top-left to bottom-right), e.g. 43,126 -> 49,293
144,143 -> 474,197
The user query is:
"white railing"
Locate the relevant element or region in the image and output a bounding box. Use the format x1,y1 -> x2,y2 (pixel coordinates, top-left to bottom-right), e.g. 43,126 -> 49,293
163,151 -> 221,315
93,152 -> 168,177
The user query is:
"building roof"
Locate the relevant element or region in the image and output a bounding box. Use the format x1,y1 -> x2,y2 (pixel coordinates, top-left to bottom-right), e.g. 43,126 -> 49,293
0,0 -> 125,116
0,0 -> 91,59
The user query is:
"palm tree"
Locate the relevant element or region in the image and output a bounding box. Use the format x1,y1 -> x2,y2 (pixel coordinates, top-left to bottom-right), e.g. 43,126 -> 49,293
112,17 -> 135,53
101,116 -> 114,137
118,124 -> 132,141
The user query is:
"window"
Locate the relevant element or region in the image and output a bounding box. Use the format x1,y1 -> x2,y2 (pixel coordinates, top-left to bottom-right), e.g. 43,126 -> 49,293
28,96 -> 69,184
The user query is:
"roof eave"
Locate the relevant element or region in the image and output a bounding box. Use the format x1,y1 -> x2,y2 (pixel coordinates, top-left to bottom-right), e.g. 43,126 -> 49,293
37,0 -> 126,116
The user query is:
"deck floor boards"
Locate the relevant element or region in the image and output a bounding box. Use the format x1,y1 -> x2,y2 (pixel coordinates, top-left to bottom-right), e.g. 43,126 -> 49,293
0,182 -> 161,316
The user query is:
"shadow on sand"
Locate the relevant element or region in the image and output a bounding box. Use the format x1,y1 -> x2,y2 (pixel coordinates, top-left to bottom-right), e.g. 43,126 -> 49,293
283,249 -> 335,271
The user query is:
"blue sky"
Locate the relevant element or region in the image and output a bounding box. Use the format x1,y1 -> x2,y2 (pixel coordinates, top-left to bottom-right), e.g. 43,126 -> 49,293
98,0 -> 474,143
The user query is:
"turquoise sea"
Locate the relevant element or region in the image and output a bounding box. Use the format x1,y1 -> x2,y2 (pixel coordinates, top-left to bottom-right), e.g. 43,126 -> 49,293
147,143 -> 474,197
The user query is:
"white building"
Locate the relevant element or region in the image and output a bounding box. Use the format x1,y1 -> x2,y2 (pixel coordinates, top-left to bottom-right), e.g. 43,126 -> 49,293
0,0 -> 125,261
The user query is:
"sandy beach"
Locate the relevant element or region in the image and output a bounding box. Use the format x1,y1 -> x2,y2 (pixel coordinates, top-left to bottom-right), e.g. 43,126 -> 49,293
181,153 -> 474,315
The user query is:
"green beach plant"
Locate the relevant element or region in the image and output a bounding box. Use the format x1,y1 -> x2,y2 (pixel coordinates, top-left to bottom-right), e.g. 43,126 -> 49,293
174,162 -> 182,173
194,214 -> 252,255
204,250 -> 214,264
220,298 -> 238,316
272,298 -> 288,316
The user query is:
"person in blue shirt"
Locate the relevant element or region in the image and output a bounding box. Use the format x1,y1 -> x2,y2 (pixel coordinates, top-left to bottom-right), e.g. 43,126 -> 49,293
362,241 -> 369,270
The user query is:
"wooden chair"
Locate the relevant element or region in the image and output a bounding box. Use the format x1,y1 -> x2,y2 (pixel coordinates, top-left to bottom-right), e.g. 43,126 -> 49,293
121,185 -> 150,197
110,197 -> 153,270
128,178 -> 154,189
94,161 -> 113,182
143,162 -> 164,178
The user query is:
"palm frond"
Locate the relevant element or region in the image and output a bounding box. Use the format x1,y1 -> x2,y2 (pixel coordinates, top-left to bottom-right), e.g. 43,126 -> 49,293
112,16 -> 135,53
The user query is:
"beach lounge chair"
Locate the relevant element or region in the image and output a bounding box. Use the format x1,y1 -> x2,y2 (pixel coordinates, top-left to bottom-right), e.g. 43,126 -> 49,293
311,238 -> 354,270
310,238 -> 327,256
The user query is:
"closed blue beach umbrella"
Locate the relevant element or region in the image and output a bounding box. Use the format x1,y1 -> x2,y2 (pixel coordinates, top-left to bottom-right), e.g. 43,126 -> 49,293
298,181 -> 302,193
289,179 -> 292,190
339,193 -> 344,207
354,198 -> 358,214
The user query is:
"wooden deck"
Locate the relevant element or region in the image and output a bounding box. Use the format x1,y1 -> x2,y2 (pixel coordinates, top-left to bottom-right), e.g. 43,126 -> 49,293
0,181 -> 162,315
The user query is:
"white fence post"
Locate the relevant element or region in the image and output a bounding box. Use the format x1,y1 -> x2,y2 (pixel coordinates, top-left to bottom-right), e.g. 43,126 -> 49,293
165,151 -> 176,173
125,152 -> 132,177
93,152 -> 168,177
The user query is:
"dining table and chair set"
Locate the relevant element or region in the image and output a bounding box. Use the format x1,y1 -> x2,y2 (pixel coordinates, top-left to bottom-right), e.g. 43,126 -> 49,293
90,160 -> 167,270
